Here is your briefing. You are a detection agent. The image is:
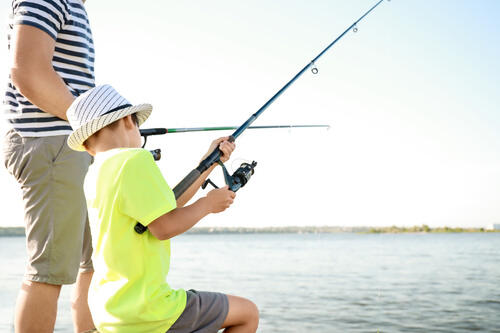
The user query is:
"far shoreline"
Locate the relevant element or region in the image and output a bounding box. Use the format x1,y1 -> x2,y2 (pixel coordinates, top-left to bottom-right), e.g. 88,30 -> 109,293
1,225 -> 499,237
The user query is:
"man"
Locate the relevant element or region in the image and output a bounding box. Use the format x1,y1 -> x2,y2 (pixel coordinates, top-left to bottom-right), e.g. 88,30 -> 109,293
3,0 -> 95,331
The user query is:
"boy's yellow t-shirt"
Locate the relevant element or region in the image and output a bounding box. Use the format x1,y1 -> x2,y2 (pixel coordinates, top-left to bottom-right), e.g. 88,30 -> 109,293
84,148 -> 186,333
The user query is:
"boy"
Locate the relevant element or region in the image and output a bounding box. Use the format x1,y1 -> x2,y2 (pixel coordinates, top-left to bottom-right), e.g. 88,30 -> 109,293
67,84 -> 259,333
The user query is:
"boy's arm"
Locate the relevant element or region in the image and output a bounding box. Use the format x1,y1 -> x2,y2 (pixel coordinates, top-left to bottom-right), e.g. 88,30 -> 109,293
176,137 -> 235,207
148,186 -> 235,240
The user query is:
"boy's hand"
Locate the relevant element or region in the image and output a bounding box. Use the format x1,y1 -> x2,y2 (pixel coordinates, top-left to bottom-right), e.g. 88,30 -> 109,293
202,136 -> 236,163
205,186 -> 236,213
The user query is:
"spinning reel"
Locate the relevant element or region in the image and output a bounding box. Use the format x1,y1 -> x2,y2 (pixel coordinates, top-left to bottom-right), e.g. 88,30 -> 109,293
147,146 -> 258,193
202,160 -> 257,193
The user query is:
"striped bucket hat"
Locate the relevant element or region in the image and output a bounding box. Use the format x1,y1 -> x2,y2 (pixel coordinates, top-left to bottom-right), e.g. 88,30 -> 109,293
67,84 -> 152,151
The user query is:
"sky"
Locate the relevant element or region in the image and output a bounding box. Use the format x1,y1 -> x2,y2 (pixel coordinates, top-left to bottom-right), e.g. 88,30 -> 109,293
1,0 -> 499,228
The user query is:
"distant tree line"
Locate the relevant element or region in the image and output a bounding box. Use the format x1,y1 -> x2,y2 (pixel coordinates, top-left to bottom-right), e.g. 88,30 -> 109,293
0,227 -> 25,236
0,225 -> 497,237
367,225 -> 491,233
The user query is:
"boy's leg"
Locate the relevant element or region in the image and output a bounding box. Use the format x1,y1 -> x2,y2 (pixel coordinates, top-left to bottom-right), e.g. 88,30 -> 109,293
15,281 -> 61,333
221,295 -> 259,333
166,290 -> 258,333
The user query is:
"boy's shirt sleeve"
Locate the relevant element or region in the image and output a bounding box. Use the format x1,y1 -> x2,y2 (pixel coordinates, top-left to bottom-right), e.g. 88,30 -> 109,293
13,0 -> 69,41
119,150 -> 176,226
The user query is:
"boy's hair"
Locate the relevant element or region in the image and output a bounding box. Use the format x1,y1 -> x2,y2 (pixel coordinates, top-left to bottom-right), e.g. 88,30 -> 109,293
83,113 -> 139,148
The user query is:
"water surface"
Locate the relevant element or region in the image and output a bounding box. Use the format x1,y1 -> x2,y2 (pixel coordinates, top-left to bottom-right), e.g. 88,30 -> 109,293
1,233 -> 499,332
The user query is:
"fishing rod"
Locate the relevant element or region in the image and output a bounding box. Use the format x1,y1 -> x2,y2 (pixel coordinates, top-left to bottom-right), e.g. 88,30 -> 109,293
140,124 -> 329,147
134,0 -> 387,234
140,124 -> 329,136
140,125 -> 329,160
172,0 -> 387,195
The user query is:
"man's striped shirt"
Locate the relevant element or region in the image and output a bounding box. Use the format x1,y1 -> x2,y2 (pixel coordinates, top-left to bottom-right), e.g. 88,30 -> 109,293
4,0 -> 95,137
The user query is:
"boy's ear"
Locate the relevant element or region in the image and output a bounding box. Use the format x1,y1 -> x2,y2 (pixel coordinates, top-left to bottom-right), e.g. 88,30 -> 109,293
83,141 -> 96,156
123,115 -> 135,129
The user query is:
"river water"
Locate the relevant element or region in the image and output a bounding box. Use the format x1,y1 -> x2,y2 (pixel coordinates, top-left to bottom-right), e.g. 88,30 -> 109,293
1,232 -> 499,332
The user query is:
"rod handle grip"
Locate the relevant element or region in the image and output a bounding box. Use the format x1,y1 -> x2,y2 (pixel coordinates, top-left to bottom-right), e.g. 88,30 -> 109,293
173,169 -> 202,199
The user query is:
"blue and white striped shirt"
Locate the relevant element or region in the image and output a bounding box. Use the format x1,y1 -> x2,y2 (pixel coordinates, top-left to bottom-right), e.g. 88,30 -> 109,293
4,0 -> 95,137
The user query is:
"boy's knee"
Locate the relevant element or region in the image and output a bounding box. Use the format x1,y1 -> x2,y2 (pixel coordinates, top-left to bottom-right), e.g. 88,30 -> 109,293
225,295 -> 259,331
247,300 -> 259,329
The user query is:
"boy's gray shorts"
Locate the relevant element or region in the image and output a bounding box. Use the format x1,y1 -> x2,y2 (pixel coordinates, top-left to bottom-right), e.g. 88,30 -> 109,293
3,129 -> 93,285
167,290 -> 229,333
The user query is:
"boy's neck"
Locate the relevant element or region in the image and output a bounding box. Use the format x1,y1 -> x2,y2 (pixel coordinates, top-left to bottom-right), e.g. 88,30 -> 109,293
93,139 -> 140,155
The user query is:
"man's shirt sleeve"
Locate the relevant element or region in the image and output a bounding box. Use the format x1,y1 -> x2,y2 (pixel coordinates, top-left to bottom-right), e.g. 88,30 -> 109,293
13,0 -> 69,40
118,150 -> 177,226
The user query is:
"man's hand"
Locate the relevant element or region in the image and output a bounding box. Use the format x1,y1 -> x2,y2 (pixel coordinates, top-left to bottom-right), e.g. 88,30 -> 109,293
202,136 -> 236,163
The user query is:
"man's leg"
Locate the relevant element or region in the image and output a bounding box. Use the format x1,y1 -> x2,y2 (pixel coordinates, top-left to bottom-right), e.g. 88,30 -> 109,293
221,295 -> 259,333
15,281 -> 61,333
4,133 -> 94,333
72,215 -> 95,332
71,271 -> 95,333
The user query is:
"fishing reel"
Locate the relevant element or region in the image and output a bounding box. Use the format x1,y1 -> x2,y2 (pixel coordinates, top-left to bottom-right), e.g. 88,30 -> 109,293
202,160 -> 257,192
149,149 -> 161,161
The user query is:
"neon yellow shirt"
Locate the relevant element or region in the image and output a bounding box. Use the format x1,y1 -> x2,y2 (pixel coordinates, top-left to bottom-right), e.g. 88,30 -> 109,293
85,148 -> 186,333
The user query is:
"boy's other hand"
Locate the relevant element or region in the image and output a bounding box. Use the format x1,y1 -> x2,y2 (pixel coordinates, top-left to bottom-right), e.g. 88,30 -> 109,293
202,137 -> 236,163
206,186 -> 236,213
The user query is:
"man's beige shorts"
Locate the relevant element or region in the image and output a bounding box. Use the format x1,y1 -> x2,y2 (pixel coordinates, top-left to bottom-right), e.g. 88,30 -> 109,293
3,129 -> 93,285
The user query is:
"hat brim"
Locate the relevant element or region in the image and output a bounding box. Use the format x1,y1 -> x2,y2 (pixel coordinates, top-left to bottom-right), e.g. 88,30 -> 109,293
67,103 -> 152,151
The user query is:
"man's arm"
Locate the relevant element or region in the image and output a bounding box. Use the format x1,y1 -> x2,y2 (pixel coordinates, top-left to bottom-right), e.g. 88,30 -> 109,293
10,25 -> 75,120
